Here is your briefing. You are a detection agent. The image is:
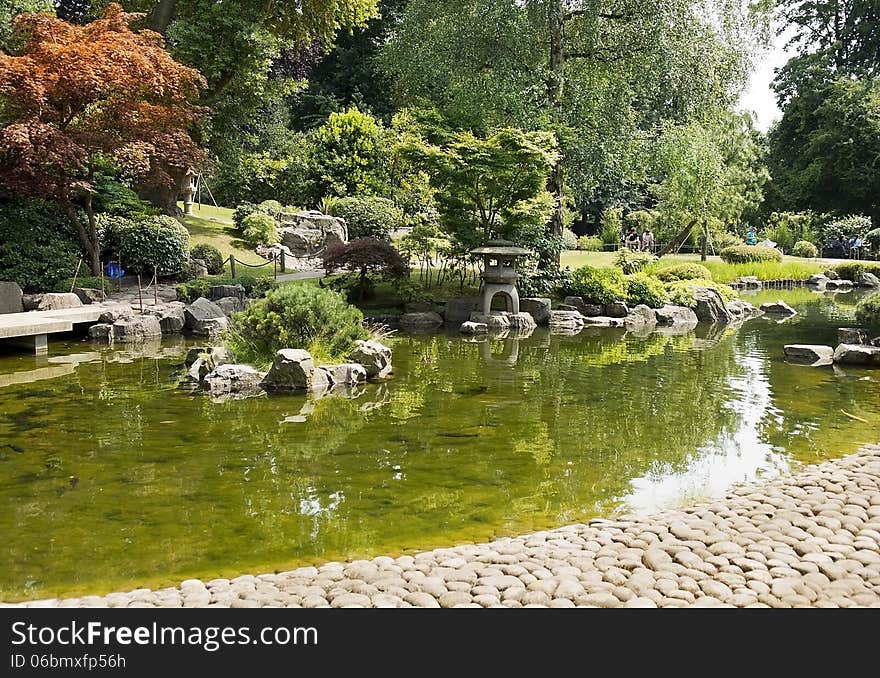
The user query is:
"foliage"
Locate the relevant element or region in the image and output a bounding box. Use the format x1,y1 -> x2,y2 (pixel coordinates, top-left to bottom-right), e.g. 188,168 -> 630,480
102,215 -> 191,276
719,245 -> 782,264
52,276 -> 112,294
665,279 -> 737,307
322,237 -> 409,301
226,284 -> 368,366
330,196 -> 404,241
0,199 -> 80,292
834,262 -> 880,282
565,266 -> 626,305
599,207 -> 623,245
763,211 -> 820,249
0,0 -> 53,53
517,266 -> 573,298
791,240 -> 819,259
709,228 -> 744,251
561,228 -> 578,251
577,235 -> 602,251
0,5 -> 207,274
257,200 -> 285,217
821,215 -> 873,242
92,176 -> 159,219
176,275 -> 277,302
865,229 -> 880,253
190,244 -> 225,275
652,263 -> 713,283
614,249 -> 656,275
233,203 -> 262,232
854,291 -> 880,327
241,212 -> 279,247
624,273 -> 669,308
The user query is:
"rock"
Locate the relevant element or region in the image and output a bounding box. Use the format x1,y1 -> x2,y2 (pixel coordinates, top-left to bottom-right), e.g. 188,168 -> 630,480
760,300 -> 797,317
112,315 -> 162,342
399,312 -> 444,330
203,364 -> 265,397
216,296 -> 246,317
692,287 -> 731,323
0,281 -> 24,314
189,260 -> 209,278
470,312 -> 510,331
873,336 -> 880,348
460,321 -> 488,335
604,301 -> 629,318
727,299 -> 760,318
143,303 -> 186,333
838,328 -> 868,345
317,363 -> 368,387
548,310 -> 585,331
97,303 -> 133,323
73,287 -> 104,304
856,272 -> 880,288
563,296 -> 602,318
443,297 -> 479,325
826,279 -> 853,290
209,285 -> 246,301
654,305 -> 698,326
556,304 -> 580,312
784,345 -> 835,366
582,316 -> 626,327
363,314 -> 401,330
88,323 -> 113,342
508,312 -> 537,331
278,211 -> 347,256
21,293 -> 42,311
824,269 -> 840,280
833,344 -> 880,367
187,357 -> 214,382
255,243 -> 294,261
404,301 -> 433,313
197,317 -> 229,337
261,349 -> 329,392
184,297 -> 227,334
520,298 -> 551,325
736,276 -> 762,289
349,340 -> 393,379
625,305 -> 657,332
37,292 -> 82,311
807,274 -> 829,287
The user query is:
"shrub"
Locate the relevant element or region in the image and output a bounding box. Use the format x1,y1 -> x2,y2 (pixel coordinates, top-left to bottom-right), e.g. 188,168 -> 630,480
854,291 -> 880,327
310,108 -> 389,198
577,235 -> 602,251
624,273 -> 669,308
176,275 -> 278,302
561,228 -> 578,250
233,203 -> 261,232
257,200 -> 284,217
566,266 -> 626,305
665,279 -> 737,308
834,262 -> 880,282
227,284 -> 369,366
518,267 -> 573,298
0,200 -> 81,292
792,240 -> 819,258
93,177 -> 158,219
329,196 -> 404,240
103,214 -> 190,276
821,215 -> 871,242
599,207 -> 623,244
719,245 -> 783,264
322,237 -> 409,302
190,244 -> 225,275
614,248 -> 656,274
710,229 -> 744,251
652,263 -> 712,283
52,276 -> 112,294
241,211 -> 279,247
865,228 -> 880,252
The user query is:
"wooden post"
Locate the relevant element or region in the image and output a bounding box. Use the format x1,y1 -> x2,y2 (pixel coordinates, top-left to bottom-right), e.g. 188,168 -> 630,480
229,255 -> 236,278
274,255 -> 278,281
280,250 -> 286,273
69,257 -> 83,292
137,274 -> 143,314
153,266 -> 158,306
99,260 -> 106,301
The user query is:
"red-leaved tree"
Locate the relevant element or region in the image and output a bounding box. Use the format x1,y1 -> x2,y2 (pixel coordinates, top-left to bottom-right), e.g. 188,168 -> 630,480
0,4 -> 207,274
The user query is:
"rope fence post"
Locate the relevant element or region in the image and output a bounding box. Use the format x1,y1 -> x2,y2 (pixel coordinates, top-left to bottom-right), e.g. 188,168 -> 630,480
273,254 -> 278,281
69,257 -> 83,293
99,260 -> 106,301
230,255 -> 236,279
137,274 -> 143,314
280,250 -> 286,273
153,266 -> 158,306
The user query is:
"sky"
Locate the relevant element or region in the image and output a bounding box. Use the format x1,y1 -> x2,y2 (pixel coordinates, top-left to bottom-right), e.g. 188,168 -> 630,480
737,27 -> 798,131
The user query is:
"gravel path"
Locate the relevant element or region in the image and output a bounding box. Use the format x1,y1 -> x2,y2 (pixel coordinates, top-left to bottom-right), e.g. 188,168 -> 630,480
7,443 -> 880,608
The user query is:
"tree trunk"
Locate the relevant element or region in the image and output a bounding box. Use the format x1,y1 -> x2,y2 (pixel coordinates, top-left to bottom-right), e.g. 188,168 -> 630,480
150,0 -> 177,35
545,0 -> 566,250
63,201 -> 101,276
657,220 -> 696,258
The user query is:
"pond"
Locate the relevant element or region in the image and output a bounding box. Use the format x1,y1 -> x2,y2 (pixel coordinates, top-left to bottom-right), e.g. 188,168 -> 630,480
0,288 -> 878,601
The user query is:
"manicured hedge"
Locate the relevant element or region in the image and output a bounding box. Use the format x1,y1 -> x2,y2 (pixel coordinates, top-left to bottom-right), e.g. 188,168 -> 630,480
719,245 -> 783,264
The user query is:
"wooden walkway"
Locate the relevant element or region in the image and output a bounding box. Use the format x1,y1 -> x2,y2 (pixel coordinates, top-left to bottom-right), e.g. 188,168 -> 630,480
0,307 -> 105,354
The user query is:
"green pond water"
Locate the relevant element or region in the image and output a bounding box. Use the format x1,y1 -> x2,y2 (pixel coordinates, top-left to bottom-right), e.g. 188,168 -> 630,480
1,288 -> 878,601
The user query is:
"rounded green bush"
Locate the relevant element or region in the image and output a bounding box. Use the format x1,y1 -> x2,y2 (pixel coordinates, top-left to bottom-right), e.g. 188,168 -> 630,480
652,263 -> 713,283
719,245 -> 783,264
854,291 -> 880,327
567,266 -> 626,305
614,248 -> 656,274
835,261 -> 880,282
792,240 -> 819,258
665,279 -> 738,308
577,235 -> 602,251
624,273 -> 669,308
330,196 -> 403,240
561,229 -> 578,250
865,228 -> 880,252
103,214 -> 190,276
241,211 -> 279,247
227,284 -> 369,366
190,243 -> 225,275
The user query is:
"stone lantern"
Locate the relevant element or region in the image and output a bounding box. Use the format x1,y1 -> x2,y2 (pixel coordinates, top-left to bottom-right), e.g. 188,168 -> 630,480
181,169 -> 198,216
471,240 -> 531,316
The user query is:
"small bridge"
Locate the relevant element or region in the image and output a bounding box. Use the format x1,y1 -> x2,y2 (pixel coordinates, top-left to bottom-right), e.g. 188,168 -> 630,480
0,307 -> 105,354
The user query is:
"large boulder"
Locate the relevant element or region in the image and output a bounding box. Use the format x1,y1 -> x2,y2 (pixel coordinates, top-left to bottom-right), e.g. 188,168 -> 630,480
826,279 -> 853,291
443,297 -> 479,325
72,287 -> 104,304
38,292 -> 82,311
691,288 -> 731,323
185,346 -> 236,381
548,310 -> 584,332
88,323 -> 113,342
97,303 -> 133,323
318,363 -> 368,388
459,321 -> 488,335
216,296 -> 246,317
735,276 -> 762,289
833,344 -> 880,367
203,364 -> 266,397
508,312 -> 537,331
144,302 -> 186,333
520,297 -> 551,325
404,301 -> 433,313
654,305 -> 698,327
625,305 -> 658,333
112,315 -> 162,342
209,284 -> 246,301
278,210 -> 347,256
184,297 -> 227,334
856,272 -> 880,288
563,296 -> 602,318
727,299 -> 760,319
783,344 -> 834,366
0,281 -> 23,314
760,300 -> 797,317
838,328 -> 868,345
807,273 -> 829,287
262,349 -> 330,392
399,311 -> 444,331
583,316 -> 626,327
604,301 -> 629,318
22,293 -> 42,311
348,340 -> 393,379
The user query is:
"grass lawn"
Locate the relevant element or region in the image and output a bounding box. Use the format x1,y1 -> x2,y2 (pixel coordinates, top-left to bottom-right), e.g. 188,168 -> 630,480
178,203 -> 275,276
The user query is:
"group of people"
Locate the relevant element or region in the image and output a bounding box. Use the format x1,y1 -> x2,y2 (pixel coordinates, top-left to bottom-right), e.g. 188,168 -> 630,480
827,235 -> 866,259
623,225 -> 655,252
